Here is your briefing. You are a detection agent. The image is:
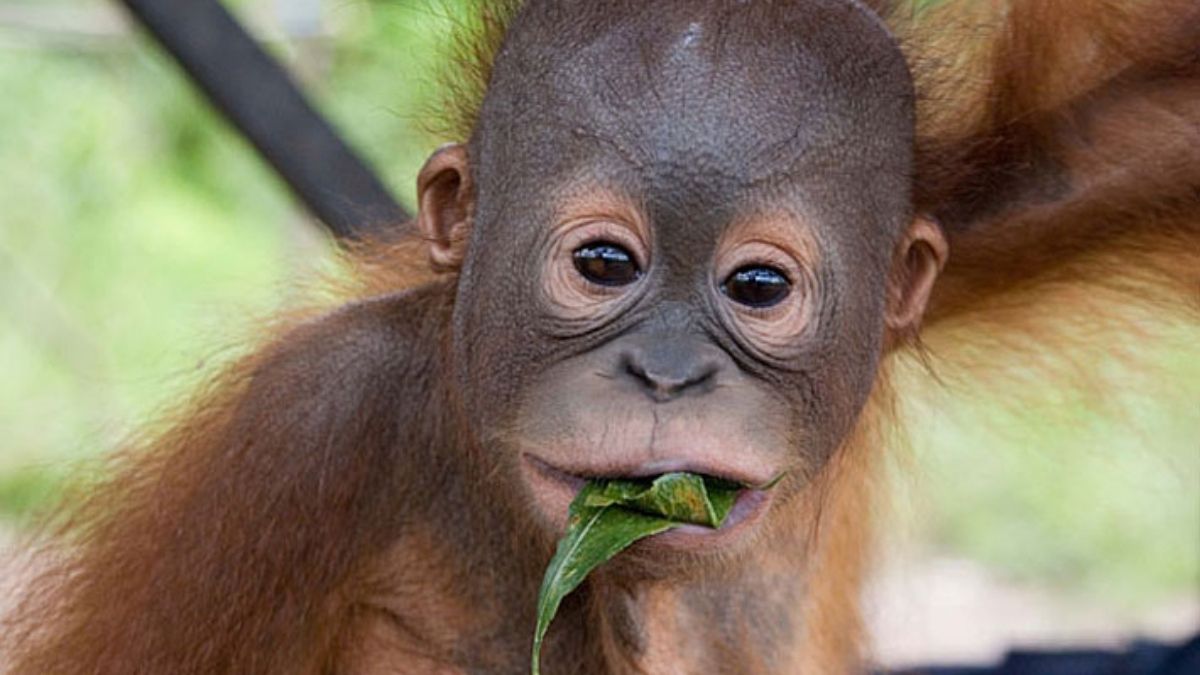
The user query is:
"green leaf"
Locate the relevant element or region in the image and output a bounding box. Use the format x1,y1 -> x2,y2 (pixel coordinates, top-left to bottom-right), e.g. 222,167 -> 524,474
531,472 -> 742,675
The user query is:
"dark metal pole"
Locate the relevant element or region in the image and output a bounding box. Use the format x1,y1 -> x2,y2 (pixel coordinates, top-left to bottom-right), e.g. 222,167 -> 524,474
115,0 -> 409,240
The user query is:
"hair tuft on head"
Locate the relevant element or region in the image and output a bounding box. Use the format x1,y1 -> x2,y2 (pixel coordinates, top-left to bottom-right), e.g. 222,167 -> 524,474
428,0 -> 524,142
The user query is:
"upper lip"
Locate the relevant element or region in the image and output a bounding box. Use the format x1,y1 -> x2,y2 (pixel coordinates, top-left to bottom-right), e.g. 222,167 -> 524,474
526,453 -> 778,490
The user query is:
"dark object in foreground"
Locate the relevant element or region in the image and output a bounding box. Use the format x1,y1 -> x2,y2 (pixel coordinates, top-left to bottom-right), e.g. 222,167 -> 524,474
116,0 -> 408,239
895,634 -> 1200,675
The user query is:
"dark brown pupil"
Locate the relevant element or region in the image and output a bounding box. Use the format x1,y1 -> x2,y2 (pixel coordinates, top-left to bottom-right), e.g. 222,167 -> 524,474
573,243 -> 640,286
723,266 -> 791,308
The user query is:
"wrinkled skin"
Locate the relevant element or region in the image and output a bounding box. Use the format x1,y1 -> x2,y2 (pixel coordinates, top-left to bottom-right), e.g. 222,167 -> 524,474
423,0 -> 935,563
403,5 -> 945,670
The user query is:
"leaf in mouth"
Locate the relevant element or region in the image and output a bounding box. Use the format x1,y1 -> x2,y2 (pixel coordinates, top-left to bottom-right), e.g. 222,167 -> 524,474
530,472 -> 742,675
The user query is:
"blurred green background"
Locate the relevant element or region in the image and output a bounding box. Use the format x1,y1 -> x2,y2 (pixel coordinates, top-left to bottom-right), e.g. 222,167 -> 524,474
0,0 -> 1196,619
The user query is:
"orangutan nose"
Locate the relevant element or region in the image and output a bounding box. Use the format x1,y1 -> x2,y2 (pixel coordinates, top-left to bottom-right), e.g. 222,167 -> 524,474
619,339 -> 721,402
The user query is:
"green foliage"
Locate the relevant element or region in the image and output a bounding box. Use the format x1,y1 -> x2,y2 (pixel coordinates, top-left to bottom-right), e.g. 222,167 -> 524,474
0,38 -> 292,482
899,321 -> 1200,605
0,0 -> 461,509
580,473 -> 739,527
532,474 -> 740,675
0,465 -> 65,525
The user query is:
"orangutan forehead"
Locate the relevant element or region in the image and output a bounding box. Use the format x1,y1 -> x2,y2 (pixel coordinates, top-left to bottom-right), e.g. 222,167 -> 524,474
478,0 -> 914,196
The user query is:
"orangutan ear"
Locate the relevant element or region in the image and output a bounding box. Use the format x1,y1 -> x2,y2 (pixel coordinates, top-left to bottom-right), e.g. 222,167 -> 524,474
886,216 -> 949,335
417,143 -> 473,272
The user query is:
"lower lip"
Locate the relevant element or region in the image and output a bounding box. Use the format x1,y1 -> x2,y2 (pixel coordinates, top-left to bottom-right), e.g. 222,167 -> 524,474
523,456 -> 774,552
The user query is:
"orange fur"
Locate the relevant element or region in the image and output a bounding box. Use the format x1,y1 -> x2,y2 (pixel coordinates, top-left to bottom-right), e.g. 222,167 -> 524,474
890,0 -> 1200,321
793,370 -> 900,673
885,0 -> 1200,409
4,2 -> 1198,674
429,0 -> 524,143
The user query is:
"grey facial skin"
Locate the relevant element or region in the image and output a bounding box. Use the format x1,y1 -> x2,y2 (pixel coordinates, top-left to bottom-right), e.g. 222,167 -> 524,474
451,0 -> 915,539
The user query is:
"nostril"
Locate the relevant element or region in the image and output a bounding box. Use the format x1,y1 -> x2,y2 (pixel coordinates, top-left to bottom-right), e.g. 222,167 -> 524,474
689,363 -> 718,390
677,362 -> 719,397
621,352 -> 719,400
622,356 -> 656,390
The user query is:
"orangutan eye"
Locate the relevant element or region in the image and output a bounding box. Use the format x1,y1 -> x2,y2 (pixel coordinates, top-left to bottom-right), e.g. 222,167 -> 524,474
723,266 -> 791,308
572,242 -> 641,287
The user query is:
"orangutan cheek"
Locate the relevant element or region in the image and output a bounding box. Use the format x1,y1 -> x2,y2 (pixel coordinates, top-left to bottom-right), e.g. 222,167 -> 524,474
771,299 -> 887,464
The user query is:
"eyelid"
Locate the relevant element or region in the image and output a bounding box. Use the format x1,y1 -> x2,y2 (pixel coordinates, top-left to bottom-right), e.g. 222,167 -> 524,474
559,218 -> 650,269
726,263 -> 792,285
539,216 -> 651,334
715,241 -> 804,288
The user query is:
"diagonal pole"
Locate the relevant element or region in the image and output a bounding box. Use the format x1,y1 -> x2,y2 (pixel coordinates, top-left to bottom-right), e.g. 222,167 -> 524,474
115,0 -> 409,240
